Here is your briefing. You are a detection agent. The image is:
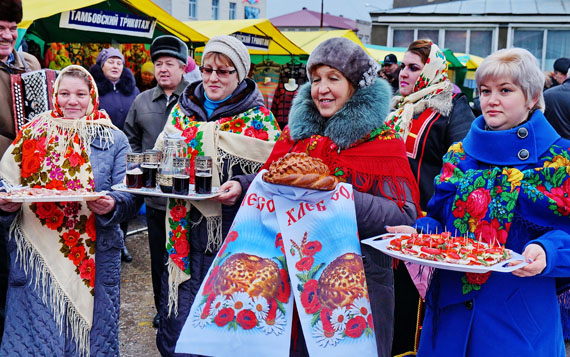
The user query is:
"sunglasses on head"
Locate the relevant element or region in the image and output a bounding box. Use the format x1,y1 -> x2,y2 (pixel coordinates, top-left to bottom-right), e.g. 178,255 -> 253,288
199,66 -> 237,78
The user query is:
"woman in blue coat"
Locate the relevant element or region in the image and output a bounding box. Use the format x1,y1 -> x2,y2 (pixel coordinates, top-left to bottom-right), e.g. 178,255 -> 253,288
388,48 -> 570,356
0,65 -> 138,356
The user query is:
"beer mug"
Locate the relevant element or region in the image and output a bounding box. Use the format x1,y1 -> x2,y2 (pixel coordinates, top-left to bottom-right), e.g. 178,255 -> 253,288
126,153 -> 144,189
172,157 -> 191,196
194,156 -> 212,194
142,150 -> 161,189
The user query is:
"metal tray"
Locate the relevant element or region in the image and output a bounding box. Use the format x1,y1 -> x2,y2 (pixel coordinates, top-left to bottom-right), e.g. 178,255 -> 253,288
0,190 -> 108,202
362,233 -> 528,273
111,183 -> 223,200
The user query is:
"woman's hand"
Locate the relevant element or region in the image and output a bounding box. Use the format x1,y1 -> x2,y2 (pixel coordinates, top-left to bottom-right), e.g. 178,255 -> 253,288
212,180 -> 242,206
512,243 -> 547,277
0,199 -> 22,213
385,225 -> 417,235
87,195 -> 116,215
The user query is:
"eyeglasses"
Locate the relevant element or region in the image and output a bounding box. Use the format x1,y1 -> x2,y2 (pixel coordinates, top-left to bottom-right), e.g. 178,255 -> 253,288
199,67 -> 237,78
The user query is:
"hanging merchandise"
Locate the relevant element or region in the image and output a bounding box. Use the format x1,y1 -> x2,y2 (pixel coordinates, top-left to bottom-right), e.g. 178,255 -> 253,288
280,61 -> 308,87
271,78 -> 299,129
253,60 -> 281,109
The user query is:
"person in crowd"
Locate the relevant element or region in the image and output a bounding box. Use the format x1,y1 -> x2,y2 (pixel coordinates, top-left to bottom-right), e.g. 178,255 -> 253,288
183,55 -> 201,84
124,35 -> 190,329
551,57 -> 570,86
544,58 -> 570,139
0,65 -> 138,355
90,47 -> 140,263
384,39 -> 475,355
0,0 -> 41,343
544,71 -> 559,90
136,61 -> 157,92
380,53 -> 400,94
153,34 -> 281,356
388,47 -> 570,356
218,37 -> 421,357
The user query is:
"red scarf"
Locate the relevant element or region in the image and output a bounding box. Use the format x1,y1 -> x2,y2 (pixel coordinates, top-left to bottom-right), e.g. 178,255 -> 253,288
263,126 -> 421,213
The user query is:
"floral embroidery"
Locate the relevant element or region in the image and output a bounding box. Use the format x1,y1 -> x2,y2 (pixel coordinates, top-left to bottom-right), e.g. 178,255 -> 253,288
436,143 -> 570,294
461,272 -> 491,294
167,199 -> 191,273
192,231 -> 291,335
13,125 -> 97,293
290,232 -> 374,347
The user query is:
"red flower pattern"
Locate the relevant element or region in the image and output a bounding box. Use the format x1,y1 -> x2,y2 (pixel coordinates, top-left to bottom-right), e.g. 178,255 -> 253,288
173,239 -> 190,257
46,209 -> 64,230
276,268 -> 290,303
214,307 -> 235,327
62,229 -> 81,247
170,205 -> 187,222
466,188 -> 491,219
345,316 -> 367,338
236,310 -> 258,330
69,245 -> 86,265
295,256 -> 314,271
302,241 -> 322,256
473,219 -> 510,245
300,279 -> 321,314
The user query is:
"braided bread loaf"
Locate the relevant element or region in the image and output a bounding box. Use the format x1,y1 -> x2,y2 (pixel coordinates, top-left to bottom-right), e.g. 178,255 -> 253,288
262,152 -> 339,191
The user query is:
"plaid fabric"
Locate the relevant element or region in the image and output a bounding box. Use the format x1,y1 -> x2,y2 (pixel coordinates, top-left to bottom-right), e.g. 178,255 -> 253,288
270,82 -> 298,127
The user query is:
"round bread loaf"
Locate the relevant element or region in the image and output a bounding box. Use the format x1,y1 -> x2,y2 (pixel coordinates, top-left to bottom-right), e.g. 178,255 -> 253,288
263,152 -> 339,191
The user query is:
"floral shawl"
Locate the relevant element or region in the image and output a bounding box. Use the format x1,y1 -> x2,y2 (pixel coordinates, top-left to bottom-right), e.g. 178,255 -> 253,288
155,102 -> 281,315
0,65 -> 117,356
385,42 -> 454,141
428,113 -> 570,294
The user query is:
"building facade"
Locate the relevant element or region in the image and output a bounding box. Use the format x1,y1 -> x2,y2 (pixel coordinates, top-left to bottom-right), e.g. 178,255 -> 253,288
370,0 -> 570,70
270,7 -> 371,44
153,0 -> 265,21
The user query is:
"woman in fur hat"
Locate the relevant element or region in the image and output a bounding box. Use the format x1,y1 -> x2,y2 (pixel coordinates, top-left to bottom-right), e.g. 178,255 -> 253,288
0,65 -> 138,356
89,47 -> 140,263
384,39 -> 475,355
89,47 -> 140,130
219,37 -> 421,357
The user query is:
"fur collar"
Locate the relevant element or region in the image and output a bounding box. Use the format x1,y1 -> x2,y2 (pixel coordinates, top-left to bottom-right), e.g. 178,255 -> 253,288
89,64 -> 138,96
288,78 -> 392,149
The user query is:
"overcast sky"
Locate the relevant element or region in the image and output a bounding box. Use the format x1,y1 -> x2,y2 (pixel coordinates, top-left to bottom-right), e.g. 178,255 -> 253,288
266,0 -> 393,22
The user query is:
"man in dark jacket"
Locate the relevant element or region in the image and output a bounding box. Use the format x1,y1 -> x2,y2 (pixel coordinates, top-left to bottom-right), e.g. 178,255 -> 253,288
0,0 -> 41,343
123,35 -> 189,328
544,58 -> 570,139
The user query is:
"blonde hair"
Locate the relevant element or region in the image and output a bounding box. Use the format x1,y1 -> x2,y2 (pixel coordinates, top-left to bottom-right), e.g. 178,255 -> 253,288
475,48 -> 545,111
202,52 -> 234,68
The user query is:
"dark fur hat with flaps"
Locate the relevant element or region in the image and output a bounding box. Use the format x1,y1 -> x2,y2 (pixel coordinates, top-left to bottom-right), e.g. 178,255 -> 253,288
306,37 -> 380,89
0,0 -> 23,23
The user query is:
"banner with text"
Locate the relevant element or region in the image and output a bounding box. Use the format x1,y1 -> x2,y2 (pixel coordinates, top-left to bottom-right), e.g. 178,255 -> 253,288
232,31 -> 271,51
59,8 -> 157,39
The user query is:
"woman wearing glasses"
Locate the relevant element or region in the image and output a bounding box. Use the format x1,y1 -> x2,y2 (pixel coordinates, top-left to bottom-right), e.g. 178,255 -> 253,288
153,35 -> 281,356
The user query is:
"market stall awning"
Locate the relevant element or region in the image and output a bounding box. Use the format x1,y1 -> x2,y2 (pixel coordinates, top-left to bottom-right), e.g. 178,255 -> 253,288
455,53 -> 484,70
282,30 -> 370,56
20,0 -> 208,43
185,19 -> 306,56
364,44 -> 406,63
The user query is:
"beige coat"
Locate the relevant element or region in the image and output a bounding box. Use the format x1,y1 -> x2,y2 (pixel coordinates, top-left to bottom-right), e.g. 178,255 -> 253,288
0,50 -> 41,156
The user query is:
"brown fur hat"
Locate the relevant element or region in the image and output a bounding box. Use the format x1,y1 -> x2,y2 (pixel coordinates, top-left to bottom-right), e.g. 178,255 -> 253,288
0,0 -> 23,23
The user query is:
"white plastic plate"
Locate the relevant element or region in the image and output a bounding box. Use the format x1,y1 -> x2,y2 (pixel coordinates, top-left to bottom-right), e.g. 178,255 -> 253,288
362,233 -> 528,273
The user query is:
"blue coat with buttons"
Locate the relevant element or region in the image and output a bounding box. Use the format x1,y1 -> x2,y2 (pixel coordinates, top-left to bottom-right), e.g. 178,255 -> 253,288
415,111 -> 570,357
0,130 -> 139,356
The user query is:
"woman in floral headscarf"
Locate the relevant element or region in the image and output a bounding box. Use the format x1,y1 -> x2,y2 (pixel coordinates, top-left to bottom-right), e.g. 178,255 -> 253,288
0,65 -> 138,356
388,48 -> 570,356
384,39 -> 475,355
